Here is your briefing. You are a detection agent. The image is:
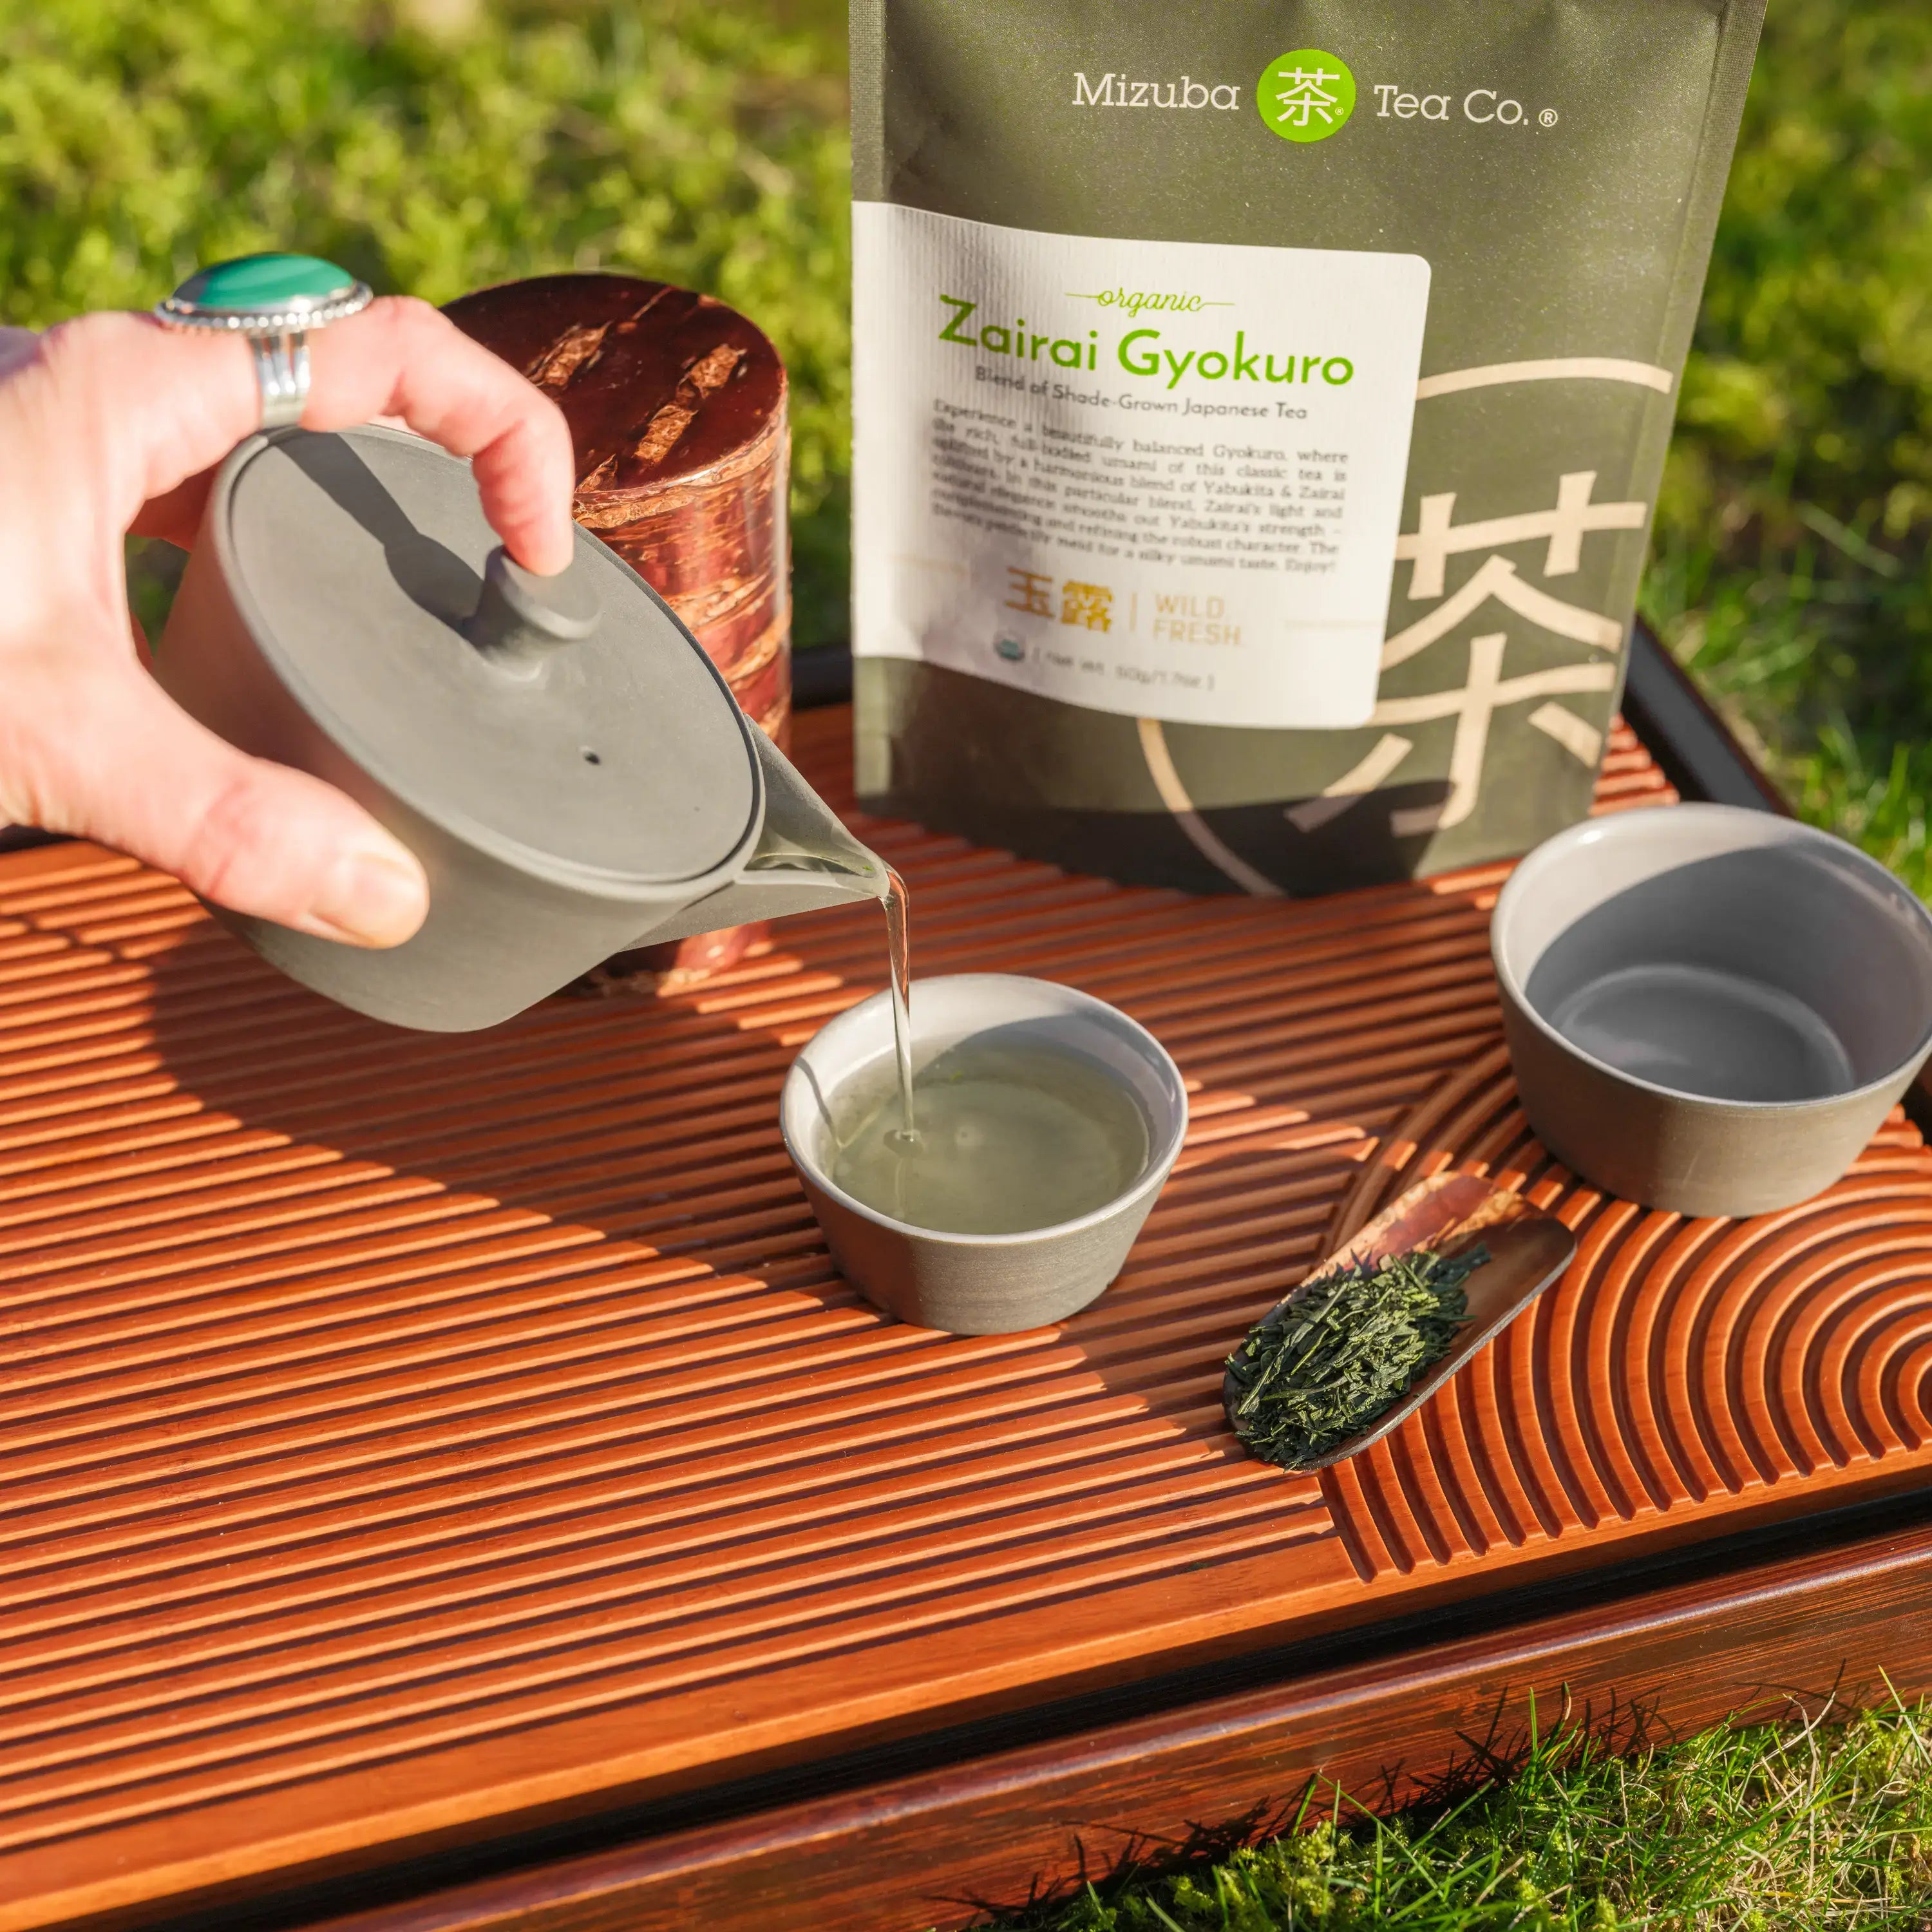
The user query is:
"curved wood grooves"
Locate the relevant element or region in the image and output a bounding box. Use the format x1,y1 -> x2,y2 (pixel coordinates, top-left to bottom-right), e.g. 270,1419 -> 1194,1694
1318,1058 -> 1932,1584
0,710 -> 1924,1929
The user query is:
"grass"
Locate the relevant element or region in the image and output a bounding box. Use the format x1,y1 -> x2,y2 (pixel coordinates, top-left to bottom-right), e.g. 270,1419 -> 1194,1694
0,0 -> 852,643
981,1696 -> 1932,1931
1642,0 -> 1932,891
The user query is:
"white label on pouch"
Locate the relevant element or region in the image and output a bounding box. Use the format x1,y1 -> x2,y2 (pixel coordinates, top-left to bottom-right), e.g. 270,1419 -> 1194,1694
852,203 -> 1430,729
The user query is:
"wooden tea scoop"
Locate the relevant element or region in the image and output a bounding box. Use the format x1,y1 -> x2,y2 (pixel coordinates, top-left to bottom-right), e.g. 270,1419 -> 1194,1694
1222,1170 -> 1577,1472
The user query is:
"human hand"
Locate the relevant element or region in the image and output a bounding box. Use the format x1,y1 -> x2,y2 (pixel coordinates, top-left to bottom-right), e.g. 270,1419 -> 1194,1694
0,300 -> 574,946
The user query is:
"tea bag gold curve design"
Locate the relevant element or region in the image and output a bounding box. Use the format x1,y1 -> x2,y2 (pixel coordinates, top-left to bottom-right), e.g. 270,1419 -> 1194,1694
155,253 -> 374,431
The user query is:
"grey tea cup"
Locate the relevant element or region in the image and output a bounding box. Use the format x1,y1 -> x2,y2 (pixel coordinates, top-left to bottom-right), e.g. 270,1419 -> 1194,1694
1492,804 -> 1932,1217
780,974 -> 1188,1334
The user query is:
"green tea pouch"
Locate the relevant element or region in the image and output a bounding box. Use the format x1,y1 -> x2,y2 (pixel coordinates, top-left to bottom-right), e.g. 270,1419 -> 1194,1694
851,0 -> 1765,892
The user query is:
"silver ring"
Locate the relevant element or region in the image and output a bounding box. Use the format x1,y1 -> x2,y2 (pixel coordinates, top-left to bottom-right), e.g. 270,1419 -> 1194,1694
251,331 -> 312,430
153,287 -> 374,334
153,256 -> 373,433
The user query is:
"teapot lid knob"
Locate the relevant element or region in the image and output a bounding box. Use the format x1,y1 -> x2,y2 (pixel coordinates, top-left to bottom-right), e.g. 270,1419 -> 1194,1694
195,424 -> 759,884
462,545 -> 599,672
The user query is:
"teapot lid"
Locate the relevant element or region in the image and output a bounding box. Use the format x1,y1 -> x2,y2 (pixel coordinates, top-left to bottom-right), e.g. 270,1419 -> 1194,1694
213,425 -> 758,884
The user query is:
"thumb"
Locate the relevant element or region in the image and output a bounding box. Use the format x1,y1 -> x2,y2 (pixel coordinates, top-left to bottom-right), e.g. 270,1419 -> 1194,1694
22,657 -> 428,949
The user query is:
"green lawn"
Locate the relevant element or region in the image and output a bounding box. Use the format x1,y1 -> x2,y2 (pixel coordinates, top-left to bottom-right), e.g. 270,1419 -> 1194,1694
1642,0 -> 1932,894
5,1 -> 1932,1923
0,0 -> 853,643
983,1699 -> 1932,1931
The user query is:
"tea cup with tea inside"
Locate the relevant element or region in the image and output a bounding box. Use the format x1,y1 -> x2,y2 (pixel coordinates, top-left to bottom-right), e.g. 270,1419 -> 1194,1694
781,974 -> 1188,1335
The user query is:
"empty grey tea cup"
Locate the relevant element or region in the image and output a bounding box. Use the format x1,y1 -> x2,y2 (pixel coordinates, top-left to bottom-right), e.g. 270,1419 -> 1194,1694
1492,804 -> 1932,1217
781,974 -> 1188,1334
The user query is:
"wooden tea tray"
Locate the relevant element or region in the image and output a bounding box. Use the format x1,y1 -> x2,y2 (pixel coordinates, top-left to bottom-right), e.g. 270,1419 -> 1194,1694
1,704 -> 1929,1930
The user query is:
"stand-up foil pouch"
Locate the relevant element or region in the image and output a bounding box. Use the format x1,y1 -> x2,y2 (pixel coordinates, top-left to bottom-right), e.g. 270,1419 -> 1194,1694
851,1 -> 1766,891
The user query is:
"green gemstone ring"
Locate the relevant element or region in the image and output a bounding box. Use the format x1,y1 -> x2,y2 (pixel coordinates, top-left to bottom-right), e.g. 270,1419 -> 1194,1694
154,253 -> 374,430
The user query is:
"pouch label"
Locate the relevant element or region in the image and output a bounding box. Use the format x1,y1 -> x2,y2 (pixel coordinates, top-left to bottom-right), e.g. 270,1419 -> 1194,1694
852,204 -> 1430,729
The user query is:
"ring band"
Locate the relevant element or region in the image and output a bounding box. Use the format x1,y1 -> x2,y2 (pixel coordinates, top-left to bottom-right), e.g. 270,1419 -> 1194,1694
153,254 -> 373,434
251,332 -> 312,430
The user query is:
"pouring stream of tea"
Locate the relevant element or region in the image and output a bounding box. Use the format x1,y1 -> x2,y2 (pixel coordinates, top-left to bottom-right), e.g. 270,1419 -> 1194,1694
833,864 -> 1153,1237
882,865 -> 916,1139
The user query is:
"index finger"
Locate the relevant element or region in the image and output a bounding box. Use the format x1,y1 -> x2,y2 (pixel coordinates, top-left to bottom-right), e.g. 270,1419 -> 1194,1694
43,301 -> 576,574
305,297 -> 576,574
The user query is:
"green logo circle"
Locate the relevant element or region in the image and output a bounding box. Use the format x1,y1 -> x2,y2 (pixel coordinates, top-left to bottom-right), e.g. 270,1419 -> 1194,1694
1256,48 -> 1356,143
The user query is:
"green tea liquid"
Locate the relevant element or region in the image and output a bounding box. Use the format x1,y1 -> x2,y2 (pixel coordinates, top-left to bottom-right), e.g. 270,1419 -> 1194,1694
882,864 -> 914,1136
831,1037 -> 1150,1235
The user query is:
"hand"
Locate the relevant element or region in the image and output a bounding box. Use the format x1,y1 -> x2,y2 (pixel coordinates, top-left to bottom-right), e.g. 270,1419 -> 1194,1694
0,300 -> 575,947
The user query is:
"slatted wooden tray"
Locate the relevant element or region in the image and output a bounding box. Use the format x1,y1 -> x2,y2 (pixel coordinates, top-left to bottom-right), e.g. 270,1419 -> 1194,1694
3,706 -> 1930,1930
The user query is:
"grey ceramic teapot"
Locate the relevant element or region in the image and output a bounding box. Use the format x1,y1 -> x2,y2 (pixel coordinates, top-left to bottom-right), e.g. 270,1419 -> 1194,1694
155,424 -> 886,1030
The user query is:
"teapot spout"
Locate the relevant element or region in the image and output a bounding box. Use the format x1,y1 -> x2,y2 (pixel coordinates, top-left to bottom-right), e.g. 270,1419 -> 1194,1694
743,720 -> 889,894
627,725 -> 887,949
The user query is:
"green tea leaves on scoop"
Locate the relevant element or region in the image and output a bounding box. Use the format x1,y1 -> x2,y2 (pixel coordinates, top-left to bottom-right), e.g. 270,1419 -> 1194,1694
1226,1245 -> 1489,1468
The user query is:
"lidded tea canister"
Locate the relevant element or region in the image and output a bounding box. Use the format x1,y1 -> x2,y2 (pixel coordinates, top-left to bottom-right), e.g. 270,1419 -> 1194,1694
444,274 -> 791,981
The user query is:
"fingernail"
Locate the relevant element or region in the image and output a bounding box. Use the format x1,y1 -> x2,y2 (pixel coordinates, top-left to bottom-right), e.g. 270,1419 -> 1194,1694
311,843 -> 428,949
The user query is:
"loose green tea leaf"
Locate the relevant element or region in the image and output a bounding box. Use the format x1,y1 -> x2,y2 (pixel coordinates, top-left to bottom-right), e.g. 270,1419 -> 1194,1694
1225,1245 -> 1489,1470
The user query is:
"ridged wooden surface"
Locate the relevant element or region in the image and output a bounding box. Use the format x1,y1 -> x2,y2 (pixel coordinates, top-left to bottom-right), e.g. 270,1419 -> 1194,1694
1,707 -> 1928,1928
1320,1046 -> 1932,1582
